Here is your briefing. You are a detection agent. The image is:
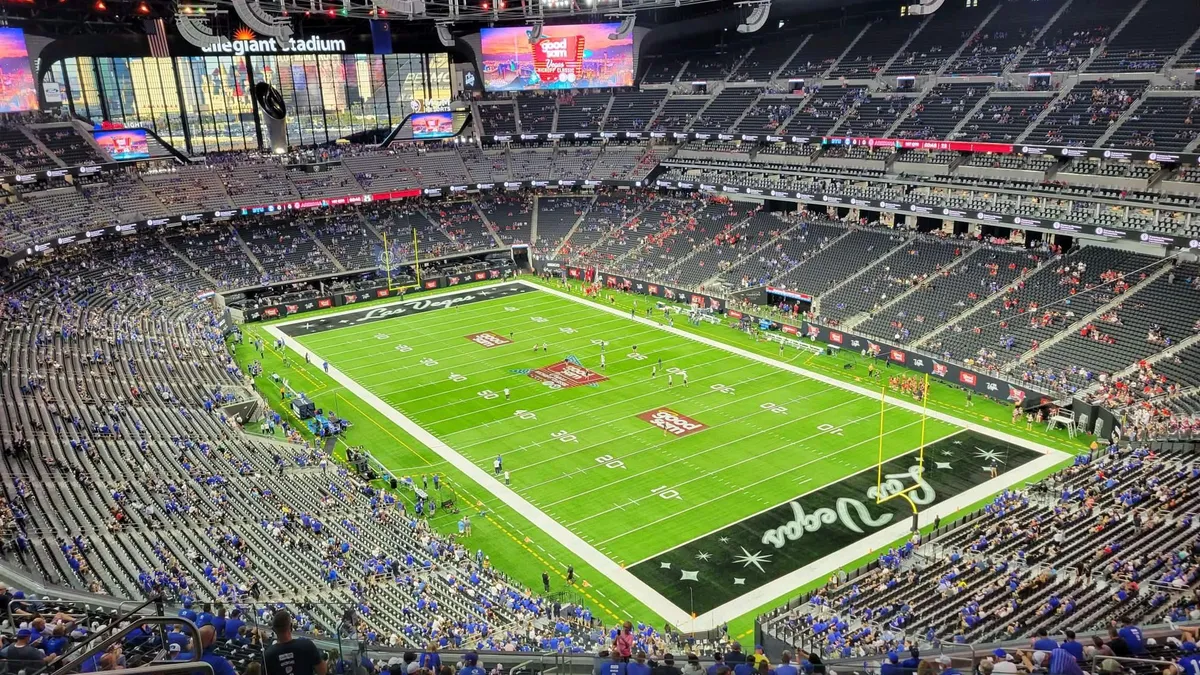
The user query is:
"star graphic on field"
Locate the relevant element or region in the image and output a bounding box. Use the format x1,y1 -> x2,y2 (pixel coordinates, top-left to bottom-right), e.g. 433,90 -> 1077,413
941,449 -> 954,456
302,323 -> 312,329
733,578 -> 745,586
719,537 -> 730,544
680,570 -> 699,582
935,462 -> 952,470
733,547 -> 772,573
695,551 -> 711,562
974,447 -> 1004,463
952,440 -> 963,446
660,562 -> 671,569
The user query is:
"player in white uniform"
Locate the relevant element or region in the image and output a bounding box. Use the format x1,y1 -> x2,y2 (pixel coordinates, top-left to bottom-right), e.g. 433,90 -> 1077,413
681,370 -> 688,386
600,354 -> 606,370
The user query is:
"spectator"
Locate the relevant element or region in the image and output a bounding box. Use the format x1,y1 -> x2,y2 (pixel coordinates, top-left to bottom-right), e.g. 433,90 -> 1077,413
707,654 -> 726,675
613,623 -> 634,661
1118,618 -> 1146,655
602,651 -> 627,675
775,653 -> 798,675
655,655 -> 683,675
264,610 -> 326,675
936,656 -> 960,675
1060,631 -> 1084,662
2,627 -> 53,670
726,643 -> 747,667
681,655 -> 704,675
1034,629 -> 1059,652
181,626 -> 236,675
628,652 -> 652,675
460,653 -> 486,675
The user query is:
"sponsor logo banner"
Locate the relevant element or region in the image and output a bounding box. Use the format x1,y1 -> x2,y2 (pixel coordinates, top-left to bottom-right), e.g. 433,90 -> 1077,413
522,356 -> 608,389
637,408 -> 707,437
466,331 -> 513,348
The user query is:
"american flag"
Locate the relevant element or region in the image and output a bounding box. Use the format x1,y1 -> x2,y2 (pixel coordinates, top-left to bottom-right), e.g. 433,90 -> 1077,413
145,18 -> 171,59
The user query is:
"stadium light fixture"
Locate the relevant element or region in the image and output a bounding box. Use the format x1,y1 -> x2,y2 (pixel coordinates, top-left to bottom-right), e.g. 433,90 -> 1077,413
735,0 -> 769,34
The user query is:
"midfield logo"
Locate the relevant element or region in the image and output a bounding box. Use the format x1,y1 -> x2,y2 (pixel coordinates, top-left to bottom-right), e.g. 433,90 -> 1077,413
511,355 -> 607,388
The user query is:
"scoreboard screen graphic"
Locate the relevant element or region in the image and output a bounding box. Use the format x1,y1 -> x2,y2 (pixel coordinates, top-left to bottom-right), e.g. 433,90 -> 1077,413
480,23 -> 633,91
411,112 -> 455,139
93,129 -> 151,160
0,28 -> 38,113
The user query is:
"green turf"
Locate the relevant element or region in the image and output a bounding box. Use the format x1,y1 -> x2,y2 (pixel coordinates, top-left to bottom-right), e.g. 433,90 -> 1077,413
292,286 -> 964,562
236,276 -> 1089,635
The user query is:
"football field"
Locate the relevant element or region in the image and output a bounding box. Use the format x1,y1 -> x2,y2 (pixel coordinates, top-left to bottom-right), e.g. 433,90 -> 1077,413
266,280 -> 1065,628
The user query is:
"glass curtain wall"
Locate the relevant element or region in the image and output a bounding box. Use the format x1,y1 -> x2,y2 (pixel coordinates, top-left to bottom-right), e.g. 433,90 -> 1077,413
44,52 -> 452,154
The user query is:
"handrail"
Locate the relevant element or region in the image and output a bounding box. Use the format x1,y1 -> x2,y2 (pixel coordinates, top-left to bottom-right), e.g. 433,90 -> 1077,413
30,598 -> 171,675
43,607 -> 195,672
99,660 -> 214,675
51,617 -> 203,675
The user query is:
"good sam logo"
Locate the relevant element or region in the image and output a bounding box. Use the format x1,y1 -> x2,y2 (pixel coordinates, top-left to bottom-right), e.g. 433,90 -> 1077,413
465,331 -> 512,348
637,408 -> 707,437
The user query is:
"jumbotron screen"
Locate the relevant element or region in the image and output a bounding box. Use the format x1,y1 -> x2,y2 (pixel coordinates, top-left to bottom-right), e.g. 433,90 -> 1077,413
480,23 -> 633,91
0,28 -> 38,113
411,112 -> 455,139
94,129 -> 151,160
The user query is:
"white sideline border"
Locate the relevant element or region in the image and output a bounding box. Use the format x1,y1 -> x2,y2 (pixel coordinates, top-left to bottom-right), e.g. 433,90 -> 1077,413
262,278 -> 1072,632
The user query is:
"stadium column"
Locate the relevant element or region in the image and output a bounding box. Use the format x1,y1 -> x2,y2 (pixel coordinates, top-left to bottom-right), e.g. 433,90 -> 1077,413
245,56 -> 265,151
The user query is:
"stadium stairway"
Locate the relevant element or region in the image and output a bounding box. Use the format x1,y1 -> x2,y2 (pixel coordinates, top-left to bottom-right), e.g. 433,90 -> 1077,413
809,233 -> 914,316
841,245 -> 982,331
1072,0 -> 1152,74
1003,261 -> 1172,372
299,223 -> 348,273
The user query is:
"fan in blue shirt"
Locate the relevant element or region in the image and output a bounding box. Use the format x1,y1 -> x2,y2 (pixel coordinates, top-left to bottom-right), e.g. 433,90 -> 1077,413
1176,642 -> 1200,675
1032,628 -> 1059,653
628,653 -> 653,675
460,653 -> 487,675
1118,618 -> 1146,655
775,652 -> 800,675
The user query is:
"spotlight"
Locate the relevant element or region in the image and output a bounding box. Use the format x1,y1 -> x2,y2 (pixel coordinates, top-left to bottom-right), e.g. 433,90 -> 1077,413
93,0 -> 106,10
136,2 -> 149,13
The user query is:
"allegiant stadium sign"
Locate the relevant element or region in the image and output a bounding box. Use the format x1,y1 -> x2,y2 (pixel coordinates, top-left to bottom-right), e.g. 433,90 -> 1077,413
202,34 -> 346,55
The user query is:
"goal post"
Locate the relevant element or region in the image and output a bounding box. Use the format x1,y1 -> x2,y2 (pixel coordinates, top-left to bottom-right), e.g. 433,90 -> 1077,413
874,372 -> 931,529
381,227 -> 422,293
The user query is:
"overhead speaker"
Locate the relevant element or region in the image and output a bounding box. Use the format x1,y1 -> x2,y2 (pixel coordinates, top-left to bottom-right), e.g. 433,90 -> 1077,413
176,14 -> 230,50
254,82 -> 289,154
231,0 -> 293,41
736,1 -> 769,33
608,14 -> 634,40
527,22 -> 543,44
372,0 -> 426,17
436,22 -> 455,47
904,0 -> 944,15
